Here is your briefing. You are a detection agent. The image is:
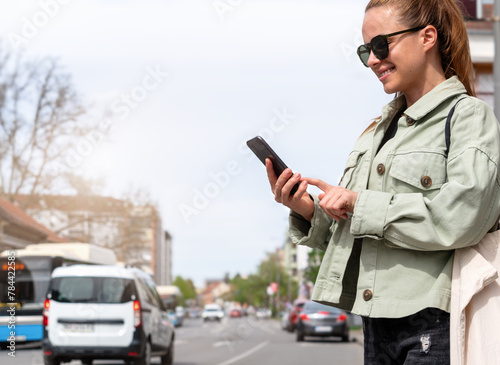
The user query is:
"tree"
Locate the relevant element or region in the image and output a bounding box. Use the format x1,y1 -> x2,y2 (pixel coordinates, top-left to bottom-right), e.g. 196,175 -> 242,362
303,248 -> 325,284
0,45 -> 94,208
173,276 -> 197,306
230,251 -> 298,312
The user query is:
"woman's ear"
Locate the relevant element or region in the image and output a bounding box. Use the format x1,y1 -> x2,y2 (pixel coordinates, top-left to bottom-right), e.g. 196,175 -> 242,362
422,25 -> 438,52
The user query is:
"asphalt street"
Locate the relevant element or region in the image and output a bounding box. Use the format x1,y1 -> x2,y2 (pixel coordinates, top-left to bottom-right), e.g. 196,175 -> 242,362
1,317 -> 364,365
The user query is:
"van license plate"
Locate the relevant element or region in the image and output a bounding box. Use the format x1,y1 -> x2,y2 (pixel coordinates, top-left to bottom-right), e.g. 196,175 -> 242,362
63,323 -> 94,333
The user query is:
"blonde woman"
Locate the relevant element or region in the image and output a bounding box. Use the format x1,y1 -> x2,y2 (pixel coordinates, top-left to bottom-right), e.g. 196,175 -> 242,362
265,0 -> 500,363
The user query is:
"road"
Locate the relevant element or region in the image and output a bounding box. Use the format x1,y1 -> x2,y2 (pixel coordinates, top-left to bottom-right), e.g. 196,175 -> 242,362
1,317 -> 364,365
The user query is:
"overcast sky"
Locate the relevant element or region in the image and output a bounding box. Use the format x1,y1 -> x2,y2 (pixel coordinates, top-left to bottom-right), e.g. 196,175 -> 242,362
0,0 -> 397,288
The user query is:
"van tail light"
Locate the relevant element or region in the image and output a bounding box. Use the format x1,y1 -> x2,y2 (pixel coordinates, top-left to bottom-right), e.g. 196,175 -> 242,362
43,299 -> 50,327
133,300 -> 142,327
337,314 -> 347,322
300,313 -> 310,321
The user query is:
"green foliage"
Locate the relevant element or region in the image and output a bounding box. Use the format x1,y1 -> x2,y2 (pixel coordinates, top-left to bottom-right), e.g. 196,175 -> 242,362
173,276 -> 196,306
303,248 -> 325,283
230,251 -> 299,312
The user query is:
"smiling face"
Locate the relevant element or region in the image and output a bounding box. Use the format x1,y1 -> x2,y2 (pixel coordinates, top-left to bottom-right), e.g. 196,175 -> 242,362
361,5 -> 441,105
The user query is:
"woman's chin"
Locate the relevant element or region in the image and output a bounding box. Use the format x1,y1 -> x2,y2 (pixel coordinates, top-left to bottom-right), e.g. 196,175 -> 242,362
382,83 -> 399,95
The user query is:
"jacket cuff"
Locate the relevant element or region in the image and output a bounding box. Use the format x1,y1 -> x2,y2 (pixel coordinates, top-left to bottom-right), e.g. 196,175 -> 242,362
289,195 -> 332,249
351,190 -> 393,239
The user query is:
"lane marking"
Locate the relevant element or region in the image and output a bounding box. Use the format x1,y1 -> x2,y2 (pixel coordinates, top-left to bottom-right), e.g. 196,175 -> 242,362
216,341 -> 269,365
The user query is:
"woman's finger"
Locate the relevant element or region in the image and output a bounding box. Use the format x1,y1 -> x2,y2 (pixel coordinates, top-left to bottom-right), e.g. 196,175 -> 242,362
302,177 -> 333,193
265,159 -> 278,191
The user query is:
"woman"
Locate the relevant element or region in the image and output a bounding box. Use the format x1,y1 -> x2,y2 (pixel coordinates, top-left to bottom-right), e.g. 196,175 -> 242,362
265,0 -> 500,363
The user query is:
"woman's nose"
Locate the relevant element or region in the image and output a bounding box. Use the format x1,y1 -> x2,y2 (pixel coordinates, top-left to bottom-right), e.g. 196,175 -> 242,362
366,50 -> 380,68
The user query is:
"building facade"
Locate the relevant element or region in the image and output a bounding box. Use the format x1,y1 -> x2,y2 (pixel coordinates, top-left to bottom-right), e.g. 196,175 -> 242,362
15,194 -> 172,285
467,3 -> 495,108
0,197 -> 66,252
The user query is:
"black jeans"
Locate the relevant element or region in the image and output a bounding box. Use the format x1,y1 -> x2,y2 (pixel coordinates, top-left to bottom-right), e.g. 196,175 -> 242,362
362,308 -> 450,365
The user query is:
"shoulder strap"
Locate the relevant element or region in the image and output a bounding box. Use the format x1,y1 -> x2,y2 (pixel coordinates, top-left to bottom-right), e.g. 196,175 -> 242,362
445,97 -> 467,156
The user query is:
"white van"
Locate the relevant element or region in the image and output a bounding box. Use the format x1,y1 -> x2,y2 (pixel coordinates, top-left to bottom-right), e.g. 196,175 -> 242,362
42,265 -> 174,365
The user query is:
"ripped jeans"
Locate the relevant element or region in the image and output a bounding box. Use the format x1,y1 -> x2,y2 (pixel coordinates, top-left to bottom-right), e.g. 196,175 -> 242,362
362,308 -> 450,365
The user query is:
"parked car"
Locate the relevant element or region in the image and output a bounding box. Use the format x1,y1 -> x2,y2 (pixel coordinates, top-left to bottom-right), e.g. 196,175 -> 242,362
167,311 -> 179,327
295,301 -> 350,342
175,306 -> 185,327
255,308 -> 272,319
280,310 -> 291,330
42,265 -> 175,365
229,308 -> 243,318
202,303 -> 224,322
186,307 -> 201,318
286,299 -> 308,332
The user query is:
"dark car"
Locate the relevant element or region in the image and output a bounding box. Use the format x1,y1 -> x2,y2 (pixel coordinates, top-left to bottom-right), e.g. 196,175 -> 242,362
286,299 -> 307,332
296,301 -> 349,342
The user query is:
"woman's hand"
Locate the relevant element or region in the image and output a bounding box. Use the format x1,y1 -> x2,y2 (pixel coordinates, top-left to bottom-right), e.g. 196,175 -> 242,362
302,178 -> 358,221
265,158 -> 315,221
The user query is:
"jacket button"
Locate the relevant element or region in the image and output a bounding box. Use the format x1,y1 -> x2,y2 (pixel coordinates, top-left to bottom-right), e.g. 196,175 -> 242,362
406,116 -> 416,126
376,164 -> 385,175
421,176 -> 432,188
363,289 -> 373,301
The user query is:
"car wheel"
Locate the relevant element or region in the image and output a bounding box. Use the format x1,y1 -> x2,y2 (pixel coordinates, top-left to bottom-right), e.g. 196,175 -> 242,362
342,331 -> 350,342
82,359 -> 93,365
136,341 -> 151,365
296,331 -> 304,342
161,342 -> 174,365
44,356 -> 61,365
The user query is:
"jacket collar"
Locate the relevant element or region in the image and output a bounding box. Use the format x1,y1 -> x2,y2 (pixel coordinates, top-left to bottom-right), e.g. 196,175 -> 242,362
380,76 -> 467,123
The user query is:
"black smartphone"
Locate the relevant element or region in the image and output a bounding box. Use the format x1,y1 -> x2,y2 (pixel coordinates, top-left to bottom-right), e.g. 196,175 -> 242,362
246,136 -> 300,195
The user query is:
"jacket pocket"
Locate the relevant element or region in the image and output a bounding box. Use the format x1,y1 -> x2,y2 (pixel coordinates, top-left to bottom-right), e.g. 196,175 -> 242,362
389,151 -> 447,196
339,150 -> 367,189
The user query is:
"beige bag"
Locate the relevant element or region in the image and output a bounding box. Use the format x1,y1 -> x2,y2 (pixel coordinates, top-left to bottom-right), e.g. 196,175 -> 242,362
445,97 -> 500,364
450,228 -> 500,365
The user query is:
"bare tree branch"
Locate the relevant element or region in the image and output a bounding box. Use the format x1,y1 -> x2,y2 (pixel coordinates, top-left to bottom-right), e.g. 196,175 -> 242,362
0,45 -> 93,208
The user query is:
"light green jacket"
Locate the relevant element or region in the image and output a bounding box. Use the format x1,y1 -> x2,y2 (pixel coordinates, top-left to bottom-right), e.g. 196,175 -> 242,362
289,77 -> 500,318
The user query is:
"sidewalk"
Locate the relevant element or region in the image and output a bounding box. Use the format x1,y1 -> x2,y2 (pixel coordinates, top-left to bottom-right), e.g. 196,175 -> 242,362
350,328 -> 364,346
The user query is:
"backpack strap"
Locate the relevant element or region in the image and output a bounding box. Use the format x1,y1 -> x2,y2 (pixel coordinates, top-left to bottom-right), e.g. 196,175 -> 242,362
445,97 -> 467,156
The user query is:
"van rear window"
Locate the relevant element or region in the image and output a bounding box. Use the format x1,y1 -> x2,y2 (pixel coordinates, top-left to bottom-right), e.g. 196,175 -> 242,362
49,277 -> 136,303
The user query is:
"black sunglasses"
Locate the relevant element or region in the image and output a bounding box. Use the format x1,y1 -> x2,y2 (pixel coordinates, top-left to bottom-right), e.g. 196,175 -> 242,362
357,26 -> 425,67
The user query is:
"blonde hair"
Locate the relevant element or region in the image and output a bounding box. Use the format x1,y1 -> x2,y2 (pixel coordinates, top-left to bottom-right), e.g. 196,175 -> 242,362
365,0 -> 476,96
